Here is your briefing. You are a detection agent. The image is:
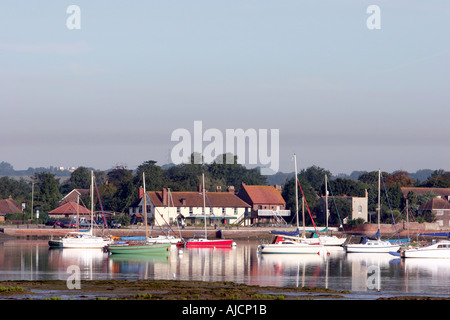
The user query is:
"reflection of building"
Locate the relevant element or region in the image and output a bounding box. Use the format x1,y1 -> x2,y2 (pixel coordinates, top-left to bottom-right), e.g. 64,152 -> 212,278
236,183 -> 289,224
129,185 -> 251,226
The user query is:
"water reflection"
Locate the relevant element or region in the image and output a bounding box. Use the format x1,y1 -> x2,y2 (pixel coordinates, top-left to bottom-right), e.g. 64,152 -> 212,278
1,239 -> 450,297
48,247 -> 108,280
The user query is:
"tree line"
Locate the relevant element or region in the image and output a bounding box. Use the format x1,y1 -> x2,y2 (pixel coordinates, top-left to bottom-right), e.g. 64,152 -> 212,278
1,156 -> 449,225
281,167 -> 450,227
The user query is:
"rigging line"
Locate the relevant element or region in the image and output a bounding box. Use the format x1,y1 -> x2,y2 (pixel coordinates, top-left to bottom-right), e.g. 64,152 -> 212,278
204,193 -> 226,238
380,173 -> 400,240
94,177 -> 109,235
167,189 -> 183,238
297,181 -> 321,240
327,183 -> 346,235
153,206 -> 175,236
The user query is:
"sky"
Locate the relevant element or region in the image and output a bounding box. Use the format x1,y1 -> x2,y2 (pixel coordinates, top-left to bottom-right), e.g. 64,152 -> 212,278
0,1 -> 449,175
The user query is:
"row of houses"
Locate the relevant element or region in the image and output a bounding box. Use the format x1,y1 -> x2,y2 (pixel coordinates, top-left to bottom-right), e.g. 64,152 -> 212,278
1,186 -> 450,227
128,183 -> 289,227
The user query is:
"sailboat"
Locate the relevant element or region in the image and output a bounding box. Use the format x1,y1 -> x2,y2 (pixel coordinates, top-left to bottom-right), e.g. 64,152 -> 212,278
345,170 -> 400,254
146,189 -> 182,245
48,171 -> 112,249
178,174 -> 235,248
298,175 -> 346,246
257,154 -> 326,254
106,173 -> 171,254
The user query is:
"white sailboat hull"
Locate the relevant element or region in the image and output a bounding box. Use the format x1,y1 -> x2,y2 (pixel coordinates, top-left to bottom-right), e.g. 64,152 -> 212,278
401,241 -> 450,258
49,234 -> 112,249
345,240 -> 400,253
257,240 -> 325,254
301,236 -> 346,246
147,235 -> 182,245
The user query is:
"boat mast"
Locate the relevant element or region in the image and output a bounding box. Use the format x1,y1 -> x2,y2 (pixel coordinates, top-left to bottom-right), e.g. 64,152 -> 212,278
76,194 -> 79,232
90,170 -> 94,236
294,154 -> 302,238
143,172 -> 148,240
325,174 -> 328,229
302,197 -> 305,238
377,169 -> 381,240
202,173 -> 207,240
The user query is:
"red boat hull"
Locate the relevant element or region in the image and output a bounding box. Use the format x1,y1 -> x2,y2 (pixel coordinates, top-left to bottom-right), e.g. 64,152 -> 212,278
179,239 -> 235,248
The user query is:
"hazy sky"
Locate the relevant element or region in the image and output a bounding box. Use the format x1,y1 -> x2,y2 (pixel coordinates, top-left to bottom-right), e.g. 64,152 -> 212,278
0,1 -> 449,175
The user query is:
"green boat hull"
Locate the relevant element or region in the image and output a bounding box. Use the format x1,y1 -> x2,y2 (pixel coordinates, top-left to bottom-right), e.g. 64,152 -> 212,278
107,243 -> 171,255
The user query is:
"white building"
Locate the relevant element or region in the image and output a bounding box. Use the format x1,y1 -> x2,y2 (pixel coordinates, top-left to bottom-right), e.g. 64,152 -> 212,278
129,186 -> 251,227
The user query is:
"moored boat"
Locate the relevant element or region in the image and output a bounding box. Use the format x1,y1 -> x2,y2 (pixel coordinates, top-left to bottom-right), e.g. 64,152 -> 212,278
177,173 -> 235,248
344,170 -> 400,254
345,239 -> 400,253
181,238 -> 235,248
257,235 -> 325,254
48,171 -> 112,249
401,240 -> 450,258
49,232 -> 111,249
257,155 -> 326,255
106,172 -> 172,255
106,242 -> 171,254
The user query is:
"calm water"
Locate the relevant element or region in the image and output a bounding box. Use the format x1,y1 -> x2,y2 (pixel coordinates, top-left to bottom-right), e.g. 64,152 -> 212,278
2,239 -> 450,298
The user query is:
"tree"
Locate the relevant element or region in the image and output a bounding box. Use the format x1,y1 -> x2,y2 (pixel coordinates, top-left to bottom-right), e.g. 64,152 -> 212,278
282,175 -> 319,226
102,165 -> 134,213
69,167 -> 91,189
327,178 -> 366,198
384,171 -> 415,187
327,197 -> 351,226
33,173 -> 61,215
135,160 -> 165,191
299,166 -> 331,192
420,170 -> 450,188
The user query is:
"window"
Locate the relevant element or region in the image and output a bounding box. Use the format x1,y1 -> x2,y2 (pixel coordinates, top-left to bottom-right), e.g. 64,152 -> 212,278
358,205 -> 362,214
234,208 -> 238,215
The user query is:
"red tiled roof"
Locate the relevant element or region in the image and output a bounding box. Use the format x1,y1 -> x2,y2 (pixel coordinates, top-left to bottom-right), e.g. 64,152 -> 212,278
419,198 -> 450,211
0,198 -> 21,215
48,201 -> 91,215
148,191 -> 250,208
239,184 -> 285,205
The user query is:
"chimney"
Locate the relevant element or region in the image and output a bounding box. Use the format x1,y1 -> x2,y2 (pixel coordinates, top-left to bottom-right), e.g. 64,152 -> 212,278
365,189 -> 368,198
198,184 -> 202,193
274,185 -> 282,193
227,186 -> 235,193
138,187 -> 144,199
216,186 -> 222,192
181,198 -> 186,206
162,188 -> 168,206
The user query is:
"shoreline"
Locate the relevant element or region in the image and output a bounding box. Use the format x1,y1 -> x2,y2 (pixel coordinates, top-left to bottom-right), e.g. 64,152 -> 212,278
0,224 -> 439,241
0,279 -> 448,301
